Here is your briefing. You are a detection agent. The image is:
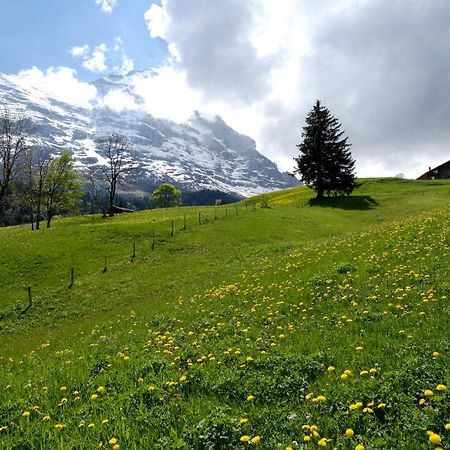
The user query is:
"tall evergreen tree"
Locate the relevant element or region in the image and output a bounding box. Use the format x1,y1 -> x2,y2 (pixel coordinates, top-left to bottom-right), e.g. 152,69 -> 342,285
294,100 -> 356,199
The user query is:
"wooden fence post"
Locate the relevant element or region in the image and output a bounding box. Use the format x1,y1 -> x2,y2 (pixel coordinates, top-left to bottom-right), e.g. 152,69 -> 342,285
198,212 -> 201,225
131,242 -> 136,262
183,215 -> 187,230
69,267 -> 74,289
103,257 -> 108,273
151,231 -> 155,251
171,220 -> 174,237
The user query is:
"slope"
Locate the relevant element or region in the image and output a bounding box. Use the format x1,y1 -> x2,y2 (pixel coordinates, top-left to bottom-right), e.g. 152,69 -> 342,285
0,179 -> 449,448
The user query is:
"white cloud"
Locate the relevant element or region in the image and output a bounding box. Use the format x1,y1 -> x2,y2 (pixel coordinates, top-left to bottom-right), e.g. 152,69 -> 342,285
14,66 -> 97,109
82,43 -> 108,73
70,44 -> 90,58
95,0 -> 118,14
131,67 -> 201,123
141,0 -> 450,177
145,3 -> 170,39
102,90 -> 138,112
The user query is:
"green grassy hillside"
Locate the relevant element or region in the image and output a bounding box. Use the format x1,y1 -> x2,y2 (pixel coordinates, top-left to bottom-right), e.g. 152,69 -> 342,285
0,178 -> 449,449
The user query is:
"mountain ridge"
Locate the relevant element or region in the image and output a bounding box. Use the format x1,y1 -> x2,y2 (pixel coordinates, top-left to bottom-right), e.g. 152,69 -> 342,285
0,70 -> 298,197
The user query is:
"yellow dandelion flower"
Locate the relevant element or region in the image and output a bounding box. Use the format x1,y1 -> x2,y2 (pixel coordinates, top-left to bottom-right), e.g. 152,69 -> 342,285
43,415 -> 51,421
108,437 -> 118,445
240,435 -> 250,442
445,423 -> 450,430
424,389 -> 433,397
429,433 -> 442,444
22,411 -> 30,417
90,394 -> 98,401
303,435 -> 311,442
97,386 -> 105,394
345,428 -> 354,438
318,438 -> 327,447
355,445 -> 365,450
327,366 -> 335,372
436,384 -> 447,391
240,418 -> 249,424
251,435 -> 261,444
102,419 -> 109,425
246,395 -> 255,401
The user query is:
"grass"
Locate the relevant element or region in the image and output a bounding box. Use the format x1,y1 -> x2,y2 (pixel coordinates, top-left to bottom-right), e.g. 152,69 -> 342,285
0,178 -> 449,449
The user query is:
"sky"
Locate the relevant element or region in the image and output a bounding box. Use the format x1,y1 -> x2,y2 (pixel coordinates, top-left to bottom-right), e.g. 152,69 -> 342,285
1,0 -> 449,178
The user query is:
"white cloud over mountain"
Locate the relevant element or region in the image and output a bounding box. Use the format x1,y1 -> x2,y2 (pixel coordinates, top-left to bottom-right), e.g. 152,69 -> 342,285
10,66 -> 97,109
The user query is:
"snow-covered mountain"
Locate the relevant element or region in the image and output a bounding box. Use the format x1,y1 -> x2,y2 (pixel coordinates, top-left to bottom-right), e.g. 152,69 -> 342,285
0,70 -> 298,197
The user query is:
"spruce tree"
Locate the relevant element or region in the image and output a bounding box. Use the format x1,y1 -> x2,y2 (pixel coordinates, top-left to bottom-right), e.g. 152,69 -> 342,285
294,100 -> 356,199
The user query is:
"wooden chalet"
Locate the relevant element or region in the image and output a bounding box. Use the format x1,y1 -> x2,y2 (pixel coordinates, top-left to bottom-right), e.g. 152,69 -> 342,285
417,159 -> 450,180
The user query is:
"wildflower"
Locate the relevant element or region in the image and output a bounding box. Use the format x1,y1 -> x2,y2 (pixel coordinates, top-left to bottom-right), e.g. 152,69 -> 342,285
112,445 -> 120,450
429,433 -> 442,444
43,415 -> 51,421
22,411 -> 30,417
240,435 -> 250,442
97,386 -> 105,394
109,438 -> 118,445
369,368 -> 377,374
246,395 -> 255,401
240,418 -> 249,424
102,419 -> 109,425
327,366 -> 335,372
345,428 -> 354,438
251,436 -> 261,444
179,375 -> 187,382
340,373 -> 348,380
355,445 -> 365,450
360,370 -> 369,376
55,423 -> 65,430
432,352 -> 440,358
318,438 -> 328,446
445,423 -> 450,431
59,397 -> 68,405
88,423 -> 95,429
436,384 -> 447,391
424,389 -> 433,397
90,394 -> 98,401
303,436 -> 311,442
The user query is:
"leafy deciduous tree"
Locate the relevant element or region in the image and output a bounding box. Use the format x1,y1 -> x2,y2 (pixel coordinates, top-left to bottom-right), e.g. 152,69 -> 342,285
43,152 -> 83,228
152,183 -> 181,208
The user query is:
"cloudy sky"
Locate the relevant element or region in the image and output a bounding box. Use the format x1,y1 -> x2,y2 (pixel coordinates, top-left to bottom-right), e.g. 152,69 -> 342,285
1,0 -> 449,178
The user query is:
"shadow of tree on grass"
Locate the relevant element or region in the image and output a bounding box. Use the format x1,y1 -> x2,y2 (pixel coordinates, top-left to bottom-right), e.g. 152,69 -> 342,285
308,195 -> 379,210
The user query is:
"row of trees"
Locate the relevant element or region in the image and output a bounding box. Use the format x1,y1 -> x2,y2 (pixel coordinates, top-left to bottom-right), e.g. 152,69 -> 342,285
0,109 -> 82,228
0,106 -> 184,227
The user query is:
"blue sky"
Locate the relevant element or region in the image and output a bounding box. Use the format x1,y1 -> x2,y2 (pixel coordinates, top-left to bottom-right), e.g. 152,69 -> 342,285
0,0 -> 167,79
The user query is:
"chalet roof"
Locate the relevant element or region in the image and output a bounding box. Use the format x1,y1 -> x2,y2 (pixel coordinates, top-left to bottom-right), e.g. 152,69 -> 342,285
417,159 -> 450,180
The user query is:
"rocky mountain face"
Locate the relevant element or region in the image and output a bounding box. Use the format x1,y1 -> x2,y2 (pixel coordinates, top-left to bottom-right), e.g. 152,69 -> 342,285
0,70 -> 298,198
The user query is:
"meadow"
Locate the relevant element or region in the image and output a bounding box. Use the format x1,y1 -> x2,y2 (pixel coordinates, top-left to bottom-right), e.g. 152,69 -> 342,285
0,178 -> 449,449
